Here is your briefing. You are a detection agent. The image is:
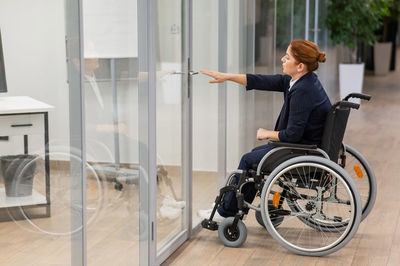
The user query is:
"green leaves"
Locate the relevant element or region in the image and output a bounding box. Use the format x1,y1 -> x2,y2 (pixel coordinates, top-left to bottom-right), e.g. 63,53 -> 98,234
326,0 -> 387,50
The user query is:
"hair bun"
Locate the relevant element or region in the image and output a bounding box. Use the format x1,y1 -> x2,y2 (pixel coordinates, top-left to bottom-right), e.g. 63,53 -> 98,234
318,52 -> 326,63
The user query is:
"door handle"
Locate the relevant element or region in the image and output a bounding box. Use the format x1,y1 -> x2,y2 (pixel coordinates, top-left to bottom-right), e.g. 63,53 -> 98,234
171,71 -> 198,75
171,71 -> 185,75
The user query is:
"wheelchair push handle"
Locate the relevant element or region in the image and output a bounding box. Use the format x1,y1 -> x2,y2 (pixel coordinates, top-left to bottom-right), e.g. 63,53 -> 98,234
343,93 -> 371,101
332,101 -> 360,110
340,101 -> 360,109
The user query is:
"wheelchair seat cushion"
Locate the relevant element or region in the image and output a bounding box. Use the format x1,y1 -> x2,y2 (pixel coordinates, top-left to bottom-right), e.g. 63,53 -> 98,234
258,148 -> 321,173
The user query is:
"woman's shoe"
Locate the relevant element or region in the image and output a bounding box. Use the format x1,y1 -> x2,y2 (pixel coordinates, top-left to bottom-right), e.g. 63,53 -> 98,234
197,208 -> 225,223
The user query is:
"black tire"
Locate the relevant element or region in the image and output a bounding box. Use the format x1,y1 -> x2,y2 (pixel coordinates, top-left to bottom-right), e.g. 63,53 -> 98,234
255,209 -> 265,227
343,144 -> 376,221
114,182 -> 123,191
218,217 -> 247,247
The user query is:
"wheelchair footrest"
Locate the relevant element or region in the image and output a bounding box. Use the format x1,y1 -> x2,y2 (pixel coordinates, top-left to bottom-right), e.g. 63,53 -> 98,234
201,219 -> 218,231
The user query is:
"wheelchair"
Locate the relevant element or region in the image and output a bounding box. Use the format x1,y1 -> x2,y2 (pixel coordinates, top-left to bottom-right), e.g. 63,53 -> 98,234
201,93 -> 376,256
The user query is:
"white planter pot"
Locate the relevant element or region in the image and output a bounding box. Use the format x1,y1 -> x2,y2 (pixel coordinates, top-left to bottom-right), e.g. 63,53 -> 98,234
374,42 -> 392,75
339,63 -> 365,104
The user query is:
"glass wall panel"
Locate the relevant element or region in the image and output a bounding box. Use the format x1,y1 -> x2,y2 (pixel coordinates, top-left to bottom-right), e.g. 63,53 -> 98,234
253,0 -> 282,152
155,0 -> 187,251
0,0 -> 82,264
226,0 -> 264,172
276,0 -> 292,55
192,0 -> 219,227
226,0 -> 243,172
293,0 -> 307,40
276,0 -> 295,69
82,0 -> 142,265
315,0 -> 338,100
308,0 -> 316,43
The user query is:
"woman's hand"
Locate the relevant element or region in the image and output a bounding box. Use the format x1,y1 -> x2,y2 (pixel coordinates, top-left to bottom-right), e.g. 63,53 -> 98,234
200,70 -> 230,83
200,70 -> 247,86
257,128 -> 269,140
257,128 -> 280,141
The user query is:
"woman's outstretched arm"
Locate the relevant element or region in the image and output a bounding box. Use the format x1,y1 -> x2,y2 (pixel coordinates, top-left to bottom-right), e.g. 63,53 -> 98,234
200,70 -> 247,86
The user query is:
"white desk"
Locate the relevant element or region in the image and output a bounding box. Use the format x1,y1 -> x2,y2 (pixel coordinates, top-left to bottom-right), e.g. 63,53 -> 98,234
0,96 -> 53,221
0,96 -> 54,114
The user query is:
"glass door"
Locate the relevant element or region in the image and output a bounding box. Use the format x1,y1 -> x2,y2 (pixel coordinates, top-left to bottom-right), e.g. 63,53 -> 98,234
191,0 -> 220,229
155,0 -> 191,262
81,0 -> 144,264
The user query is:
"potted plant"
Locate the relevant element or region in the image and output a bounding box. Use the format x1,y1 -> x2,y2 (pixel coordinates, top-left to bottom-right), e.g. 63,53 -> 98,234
374,0 -> 400,75
326,0 -> 386,102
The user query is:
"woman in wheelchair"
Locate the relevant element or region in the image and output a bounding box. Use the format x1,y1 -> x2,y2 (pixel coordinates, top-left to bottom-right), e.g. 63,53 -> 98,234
197,40 -> 374,256
200,39 -> 331,219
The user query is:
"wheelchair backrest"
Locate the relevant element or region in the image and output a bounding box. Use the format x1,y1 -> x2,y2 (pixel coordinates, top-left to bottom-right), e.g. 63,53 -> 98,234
321,93 -> 371,163
320,104 -> 351,163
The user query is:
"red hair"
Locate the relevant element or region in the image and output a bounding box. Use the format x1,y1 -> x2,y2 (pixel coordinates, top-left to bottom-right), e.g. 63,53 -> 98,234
290,40 -> 326,72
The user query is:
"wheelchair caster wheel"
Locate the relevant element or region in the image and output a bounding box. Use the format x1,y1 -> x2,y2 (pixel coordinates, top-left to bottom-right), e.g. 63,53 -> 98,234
114,183 -> 123,191
218,217 -> 247,247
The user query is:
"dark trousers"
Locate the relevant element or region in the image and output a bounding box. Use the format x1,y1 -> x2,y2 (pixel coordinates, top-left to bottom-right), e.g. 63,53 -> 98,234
217,144 -> 275,217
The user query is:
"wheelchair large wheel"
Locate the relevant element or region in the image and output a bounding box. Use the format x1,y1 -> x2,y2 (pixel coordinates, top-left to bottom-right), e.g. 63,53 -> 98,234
343,144 -> 377,221
260,156 -> 362,256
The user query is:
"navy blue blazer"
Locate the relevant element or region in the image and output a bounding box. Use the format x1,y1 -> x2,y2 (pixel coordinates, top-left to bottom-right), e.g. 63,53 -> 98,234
246,72 -> 331,145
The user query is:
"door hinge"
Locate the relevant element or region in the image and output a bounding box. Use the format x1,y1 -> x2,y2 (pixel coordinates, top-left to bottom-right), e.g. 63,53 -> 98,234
151,221 -> 154,241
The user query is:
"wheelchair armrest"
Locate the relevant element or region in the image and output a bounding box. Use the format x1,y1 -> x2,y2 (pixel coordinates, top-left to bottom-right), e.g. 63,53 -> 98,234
268,140 -> 318,150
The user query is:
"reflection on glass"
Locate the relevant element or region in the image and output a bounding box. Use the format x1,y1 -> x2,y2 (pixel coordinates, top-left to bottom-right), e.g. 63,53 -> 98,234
293,0 -> 307,40
82,0 -> 141,264
156,0 -> 186,250
192,0 -> 219,227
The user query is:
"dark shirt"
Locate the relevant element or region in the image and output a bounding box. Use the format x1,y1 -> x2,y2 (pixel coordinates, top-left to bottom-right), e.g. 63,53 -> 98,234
246,72 -> 331,145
